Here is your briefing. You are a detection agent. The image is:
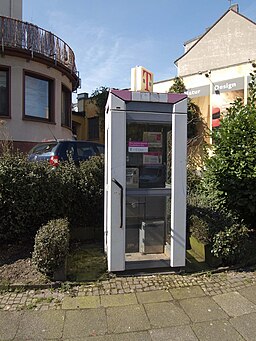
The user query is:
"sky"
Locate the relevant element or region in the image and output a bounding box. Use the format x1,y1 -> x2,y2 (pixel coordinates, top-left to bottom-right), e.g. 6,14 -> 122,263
23,0 -> 256,97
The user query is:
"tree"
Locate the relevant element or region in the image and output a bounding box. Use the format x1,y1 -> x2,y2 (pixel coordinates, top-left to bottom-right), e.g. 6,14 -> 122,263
202,64 -> 256,227
90,86 -> 109,123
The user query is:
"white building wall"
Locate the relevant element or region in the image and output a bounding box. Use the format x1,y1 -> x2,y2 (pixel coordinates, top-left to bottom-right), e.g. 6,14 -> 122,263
0,0 -> 22,19
177,11 -> 256,77
154,62 -> 253,94
153,79 -> 174,93
1,55 -> 73,143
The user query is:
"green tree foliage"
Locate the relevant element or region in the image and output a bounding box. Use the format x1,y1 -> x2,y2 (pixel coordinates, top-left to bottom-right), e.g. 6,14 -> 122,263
90,86 -> 109,122
202,65 -> 256,227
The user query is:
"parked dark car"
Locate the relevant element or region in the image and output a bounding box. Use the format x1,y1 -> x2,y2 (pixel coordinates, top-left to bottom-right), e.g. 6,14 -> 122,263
139,164 -> 166,188
28,140 -> 104,167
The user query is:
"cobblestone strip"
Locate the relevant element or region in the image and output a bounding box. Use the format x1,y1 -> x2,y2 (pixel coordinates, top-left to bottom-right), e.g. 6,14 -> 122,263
0,268 -> 256,311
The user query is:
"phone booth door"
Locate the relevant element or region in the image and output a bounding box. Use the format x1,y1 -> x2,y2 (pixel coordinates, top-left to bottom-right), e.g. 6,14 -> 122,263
105,90 -> 187,272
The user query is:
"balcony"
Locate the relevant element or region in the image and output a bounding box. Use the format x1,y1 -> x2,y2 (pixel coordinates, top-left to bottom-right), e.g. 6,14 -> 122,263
0,15 -> 78,87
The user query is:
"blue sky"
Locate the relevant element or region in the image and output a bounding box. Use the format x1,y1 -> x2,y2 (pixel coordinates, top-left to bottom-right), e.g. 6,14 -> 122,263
23,0 -> 256,96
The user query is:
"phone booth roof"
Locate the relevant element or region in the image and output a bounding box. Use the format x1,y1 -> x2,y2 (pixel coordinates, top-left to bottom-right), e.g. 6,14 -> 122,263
110,89 -> 187,104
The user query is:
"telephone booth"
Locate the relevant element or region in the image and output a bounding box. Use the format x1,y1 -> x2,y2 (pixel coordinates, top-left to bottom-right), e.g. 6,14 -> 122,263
104,90 -> 187,272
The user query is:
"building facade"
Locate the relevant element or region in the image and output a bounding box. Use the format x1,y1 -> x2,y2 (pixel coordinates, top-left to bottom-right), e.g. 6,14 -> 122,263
154,6 -> 256,139
0,0 -> 22,19
72,93 -> 104,144
0,1 -> 79,152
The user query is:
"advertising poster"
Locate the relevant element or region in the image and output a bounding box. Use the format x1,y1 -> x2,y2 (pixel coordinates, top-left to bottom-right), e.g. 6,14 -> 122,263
143,132 -> 162,147
143,152 -> 162,165
212,78 -> 244,129
128,141 -> 148,153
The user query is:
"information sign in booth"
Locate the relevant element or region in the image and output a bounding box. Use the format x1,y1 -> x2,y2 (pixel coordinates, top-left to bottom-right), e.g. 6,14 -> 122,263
104,90 -> 187,272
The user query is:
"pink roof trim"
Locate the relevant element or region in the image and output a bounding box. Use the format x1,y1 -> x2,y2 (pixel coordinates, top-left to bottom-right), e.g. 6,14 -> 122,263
110,89 -> 132,101
167,93 -> 187,103
111,89 -> 187,104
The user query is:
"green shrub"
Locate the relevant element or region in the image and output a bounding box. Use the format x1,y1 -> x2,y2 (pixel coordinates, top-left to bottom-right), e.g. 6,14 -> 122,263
55,155 -> 104,229
79,155 -> 104,227
202,67 -> 256,227
0,152 -> 104,243
212,224 -> 250,265
187,188 -> 252,265
32,218 -> 70,275
0,152 -> 60,241
187,201 -> 233,245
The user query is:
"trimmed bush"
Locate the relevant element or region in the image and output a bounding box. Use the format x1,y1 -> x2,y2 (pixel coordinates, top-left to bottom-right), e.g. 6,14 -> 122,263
0,152 -> 104,243
78,155 -> 104,228
212,224 -> 250,265
187,187 -> 251,265
32,218 -> 70,276
54,155 -> 104,229
0,152 -> 60,242
188,202 -> 234,245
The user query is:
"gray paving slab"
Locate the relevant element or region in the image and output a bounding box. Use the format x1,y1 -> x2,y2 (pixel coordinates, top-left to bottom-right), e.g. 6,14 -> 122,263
136,290 -> 173,304
149,325 -> 198,341
106,331 -> 152,341
62,296 -> 100,309
106,305 -> 150,334
0,311 -> 23,341
15,310 -> 65,340
143,301 -> 190,328
213,292 -> 256,317
63,331 -> 151,341
179,296 -> 228,323
230,312 -> 256,341
239,284 -> 256,305
100,293 -> 137,307
192,320 -> 244,341
63,308 -> 107,338
170,286 -> 205,300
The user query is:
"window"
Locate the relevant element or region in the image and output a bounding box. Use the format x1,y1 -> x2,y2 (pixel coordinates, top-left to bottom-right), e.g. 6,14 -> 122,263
0,68 -> 9,116
88,117 -> 99,139
24,73 -> 53,121
61,85 -> 71,127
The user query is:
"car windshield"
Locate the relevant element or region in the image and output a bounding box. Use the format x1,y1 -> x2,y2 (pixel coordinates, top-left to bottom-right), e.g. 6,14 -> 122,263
29,142 -> 58,155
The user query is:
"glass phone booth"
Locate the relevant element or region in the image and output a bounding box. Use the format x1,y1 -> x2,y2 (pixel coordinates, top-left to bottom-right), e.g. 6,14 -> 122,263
104,90 -> 187,272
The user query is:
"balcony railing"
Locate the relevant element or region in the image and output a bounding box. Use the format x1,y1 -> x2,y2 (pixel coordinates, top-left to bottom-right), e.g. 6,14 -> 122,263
0,16 -> 77,75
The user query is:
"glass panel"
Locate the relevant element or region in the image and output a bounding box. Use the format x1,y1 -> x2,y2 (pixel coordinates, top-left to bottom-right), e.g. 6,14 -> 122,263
0,70 -> 8,116
61,86 -> 71,127
88,117 -> 99,139
126,194 -> 170,254
30,142 -> 57,155
126,122 -> 171,189
126,121 -> 172,262
25,75 -> 49,119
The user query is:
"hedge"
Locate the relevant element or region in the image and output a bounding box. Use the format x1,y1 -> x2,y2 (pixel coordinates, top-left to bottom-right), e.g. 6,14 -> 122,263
0,152 -> 104,243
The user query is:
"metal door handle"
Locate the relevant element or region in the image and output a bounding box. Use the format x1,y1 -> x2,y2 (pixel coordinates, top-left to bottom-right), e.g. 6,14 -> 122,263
112,178 -> 123,228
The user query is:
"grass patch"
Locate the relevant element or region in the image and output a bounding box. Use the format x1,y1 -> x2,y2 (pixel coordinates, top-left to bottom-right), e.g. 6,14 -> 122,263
67,242 -> 108,282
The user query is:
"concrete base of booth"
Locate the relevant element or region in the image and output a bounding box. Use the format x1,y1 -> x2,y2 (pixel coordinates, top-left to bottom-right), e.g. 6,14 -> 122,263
125,252 -> 169,270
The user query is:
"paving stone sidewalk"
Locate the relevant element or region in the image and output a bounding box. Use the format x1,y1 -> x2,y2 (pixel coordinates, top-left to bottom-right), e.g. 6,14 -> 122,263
0,267 -> 256,311
1,281 -> 256,340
